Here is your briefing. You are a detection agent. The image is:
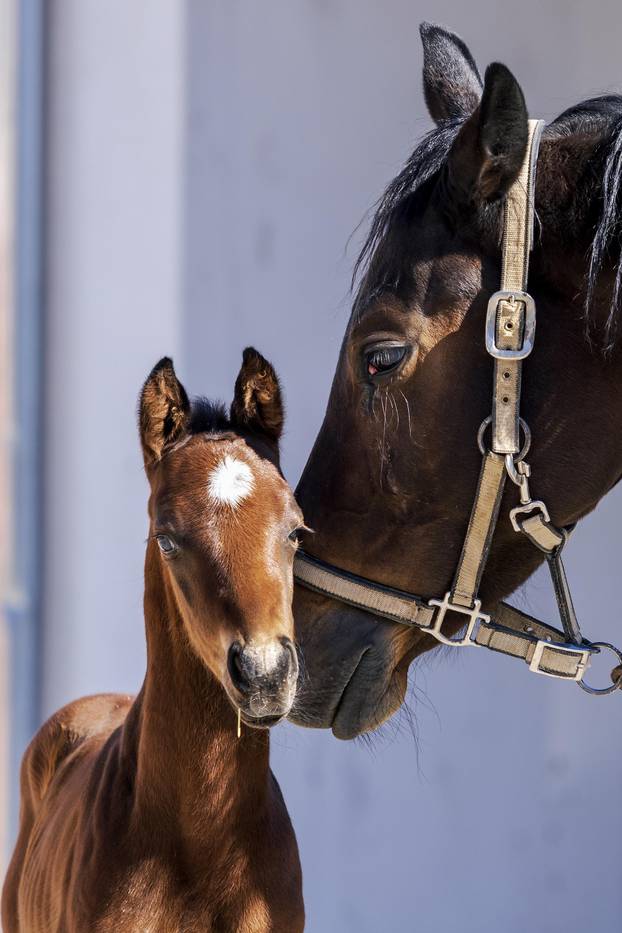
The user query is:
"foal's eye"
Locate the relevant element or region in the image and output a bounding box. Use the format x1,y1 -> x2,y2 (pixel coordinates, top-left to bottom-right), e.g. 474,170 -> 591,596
287,526 -> 307,547
156,534 -> 177,555
365,345 -> 407,377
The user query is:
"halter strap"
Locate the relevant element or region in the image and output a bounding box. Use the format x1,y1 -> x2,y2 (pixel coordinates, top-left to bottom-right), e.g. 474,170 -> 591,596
294,119 -> 622,695
491,117 -> 544,454
453,119 -> 544,613
294,551 -> 592,681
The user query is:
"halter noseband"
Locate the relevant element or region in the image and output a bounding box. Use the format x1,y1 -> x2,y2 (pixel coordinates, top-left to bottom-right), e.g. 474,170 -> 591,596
295,120 -> 622,696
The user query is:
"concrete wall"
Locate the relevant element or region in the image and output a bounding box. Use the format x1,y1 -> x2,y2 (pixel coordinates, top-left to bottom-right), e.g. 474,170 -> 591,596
43,1 -> 186,706
0,0 -> 16,875
27,2 -> 622,930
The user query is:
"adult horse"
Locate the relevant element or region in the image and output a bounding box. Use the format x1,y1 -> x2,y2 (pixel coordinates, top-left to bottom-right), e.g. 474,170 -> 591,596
290,23 -> 622,739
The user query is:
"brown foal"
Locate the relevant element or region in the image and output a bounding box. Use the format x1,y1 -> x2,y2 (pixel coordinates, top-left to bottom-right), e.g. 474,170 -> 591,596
2,349 -> 305,932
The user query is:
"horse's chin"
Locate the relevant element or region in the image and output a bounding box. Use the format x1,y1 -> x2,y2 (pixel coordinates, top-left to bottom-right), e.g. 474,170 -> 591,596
330,652 -> 408,740
289,589 -> 416,739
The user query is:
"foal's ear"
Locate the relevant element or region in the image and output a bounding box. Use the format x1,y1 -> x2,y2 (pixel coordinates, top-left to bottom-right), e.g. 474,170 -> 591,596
231,347 -> 284,445
139,357 -> 190,467
420,23 -> 483,124
446,62 -> 528,204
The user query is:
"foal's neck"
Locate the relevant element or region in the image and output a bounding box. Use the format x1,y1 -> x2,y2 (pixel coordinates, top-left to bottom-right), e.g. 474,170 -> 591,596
124,544 -> 270,861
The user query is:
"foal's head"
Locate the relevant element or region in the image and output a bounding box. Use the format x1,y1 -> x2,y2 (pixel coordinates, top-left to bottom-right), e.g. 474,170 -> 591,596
139,348 -> 303,727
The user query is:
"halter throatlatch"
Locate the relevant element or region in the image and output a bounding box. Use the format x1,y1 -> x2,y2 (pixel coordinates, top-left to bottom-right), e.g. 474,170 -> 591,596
295,119 -> 622,696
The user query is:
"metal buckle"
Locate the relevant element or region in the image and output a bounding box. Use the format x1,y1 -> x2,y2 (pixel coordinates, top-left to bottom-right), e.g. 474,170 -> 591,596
529,639 -> 592,681
510,499 -> 550,533
425,592 -> 489,647
485,290 -> 536,360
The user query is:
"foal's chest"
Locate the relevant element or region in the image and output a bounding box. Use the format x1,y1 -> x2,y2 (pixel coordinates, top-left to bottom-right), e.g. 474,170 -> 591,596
92,862 -> 293,933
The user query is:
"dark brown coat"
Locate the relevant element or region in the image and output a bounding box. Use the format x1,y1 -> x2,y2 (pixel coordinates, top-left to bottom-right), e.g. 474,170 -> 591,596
290,24 -> 622,739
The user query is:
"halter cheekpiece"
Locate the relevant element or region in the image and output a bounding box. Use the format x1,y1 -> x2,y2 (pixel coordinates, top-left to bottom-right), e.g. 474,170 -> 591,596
295,119 -> 622,696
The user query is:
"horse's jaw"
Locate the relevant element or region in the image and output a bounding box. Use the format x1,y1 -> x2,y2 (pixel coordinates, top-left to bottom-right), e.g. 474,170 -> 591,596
289,586 -> 416,738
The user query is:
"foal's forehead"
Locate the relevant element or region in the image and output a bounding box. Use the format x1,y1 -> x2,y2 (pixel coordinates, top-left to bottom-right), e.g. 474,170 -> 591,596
157,433 -> 293,515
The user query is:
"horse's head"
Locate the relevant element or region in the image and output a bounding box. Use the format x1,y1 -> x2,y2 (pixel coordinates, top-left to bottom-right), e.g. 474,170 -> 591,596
291,23 -> 622,738
139,349 -> 303,727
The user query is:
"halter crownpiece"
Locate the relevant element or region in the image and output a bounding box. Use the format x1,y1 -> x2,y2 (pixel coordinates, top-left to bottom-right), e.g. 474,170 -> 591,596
294,119 -> 622,696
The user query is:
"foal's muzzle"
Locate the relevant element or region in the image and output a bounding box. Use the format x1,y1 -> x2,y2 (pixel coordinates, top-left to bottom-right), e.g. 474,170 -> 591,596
227,637 -> 298,725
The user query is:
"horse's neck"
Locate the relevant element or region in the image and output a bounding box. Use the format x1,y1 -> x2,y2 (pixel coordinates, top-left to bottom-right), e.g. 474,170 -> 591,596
121,552 -> 270,864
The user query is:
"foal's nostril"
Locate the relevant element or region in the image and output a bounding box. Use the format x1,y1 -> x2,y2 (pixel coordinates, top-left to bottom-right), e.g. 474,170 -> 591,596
227,641 -> 251,695
280,637 -> 298,680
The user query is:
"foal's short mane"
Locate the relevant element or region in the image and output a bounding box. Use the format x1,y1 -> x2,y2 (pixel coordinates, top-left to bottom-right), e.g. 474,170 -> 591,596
188,398 -> 231,435
354,95 -> 622,350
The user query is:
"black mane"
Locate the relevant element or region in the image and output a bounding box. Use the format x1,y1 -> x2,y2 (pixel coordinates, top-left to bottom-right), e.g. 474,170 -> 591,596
353,118 -> 460,290
564,99 -> 622,350
354,95 -> 622,350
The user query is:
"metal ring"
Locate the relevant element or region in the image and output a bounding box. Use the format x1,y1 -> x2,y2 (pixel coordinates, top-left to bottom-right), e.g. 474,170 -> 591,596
515,419 -> 532,461
576,642 -> 622,696
477,416 -> 493,455
477,416 -> 531,460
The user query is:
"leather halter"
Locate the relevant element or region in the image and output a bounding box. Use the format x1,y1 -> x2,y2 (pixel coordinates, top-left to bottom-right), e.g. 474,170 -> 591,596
295,120 -> 622,696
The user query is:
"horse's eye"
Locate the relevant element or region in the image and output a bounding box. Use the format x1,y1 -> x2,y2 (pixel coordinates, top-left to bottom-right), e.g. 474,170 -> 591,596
156,534 -> 177,555
365,345 -> 407,377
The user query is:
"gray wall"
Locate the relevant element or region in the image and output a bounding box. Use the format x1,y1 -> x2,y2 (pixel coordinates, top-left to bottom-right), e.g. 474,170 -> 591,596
37,2 -> 622,931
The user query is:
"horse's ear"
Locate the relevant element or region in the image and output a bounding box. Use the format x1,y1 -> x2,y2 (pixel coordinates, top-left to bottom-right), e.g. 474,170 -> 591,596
446,62 -> 528,204
231,347 -> 284,445
139,357 -> 190,467
420,22 -> 483,124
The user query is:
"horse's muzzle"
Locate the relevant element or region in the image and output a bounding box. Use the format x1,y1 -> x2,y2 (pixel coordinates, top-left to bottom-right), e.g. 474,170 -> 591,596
289,587 -> 413,738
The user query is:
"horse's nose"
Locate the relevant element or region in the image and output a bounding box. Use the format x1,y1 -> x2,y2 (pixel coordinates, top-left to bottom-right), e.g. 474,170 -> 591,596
228,637 -> 298,699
